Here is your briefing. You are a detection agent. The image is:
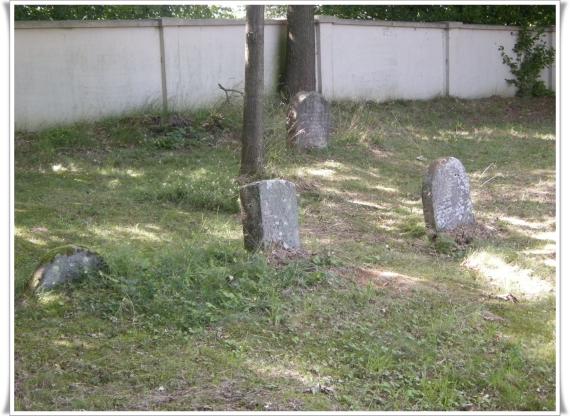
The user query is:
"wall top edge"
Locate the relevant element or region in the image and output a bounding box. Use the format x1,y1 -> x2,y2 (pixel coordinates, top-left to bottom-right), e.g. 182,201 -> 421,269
315,16 -> 555,32
14,18 -> 287,29
15,17 -> 554,32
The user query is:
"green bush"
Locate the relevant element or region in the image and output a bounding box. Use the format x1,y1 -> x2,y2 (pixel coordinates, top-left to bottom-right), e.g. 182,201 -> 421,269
499,26 -> 555,97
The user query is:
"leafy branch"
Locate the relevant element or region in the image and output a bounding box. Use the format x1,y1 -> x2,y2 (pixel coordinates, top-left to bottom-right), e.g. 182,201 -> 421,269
498,25 -> 555,97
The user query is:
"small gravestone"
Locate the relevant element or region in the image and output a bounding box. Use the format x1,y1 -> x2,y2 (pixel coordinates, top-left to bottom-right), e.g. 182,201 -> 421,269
240,179 -> 300,251
29,245 -> 107,292
287,91 -> 331,150
422,157 -> 475,234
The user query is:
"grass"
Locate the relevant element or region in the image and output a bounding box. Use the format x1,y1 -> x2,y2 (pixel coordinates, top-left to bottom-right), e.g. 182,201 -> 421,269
14,96 -> 556,411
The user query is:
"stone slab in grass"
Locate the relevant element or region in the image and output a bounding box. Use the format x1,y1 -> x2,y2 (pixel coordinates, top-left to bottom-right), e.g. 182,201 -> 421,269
422,156 -> 475,234
29,245 -> 108,292
240,179 -> 300,251
287,91 -> 331,150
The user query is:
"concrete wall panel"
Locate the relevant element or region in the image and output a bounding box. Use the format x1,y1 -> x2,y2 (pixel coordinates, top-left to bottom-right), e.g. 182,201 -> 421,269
322,23 -> 446,101
448,28 -> 517,98
15,27 -> 163,130
163,23 -> 285,111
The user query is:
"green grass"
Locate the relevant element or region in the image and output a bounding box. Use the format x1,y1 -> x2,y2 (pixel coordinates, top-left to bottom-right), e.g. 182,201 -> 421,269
14,96 -> 556,411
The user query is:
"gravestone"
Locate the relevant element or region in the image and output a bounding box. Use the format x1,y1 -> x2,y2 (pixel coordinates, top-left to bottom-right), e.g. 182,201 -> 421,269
287,91 -> 331,150
422,157 -> 475,233
240,179 -> 300,251
29,245 -> 108,292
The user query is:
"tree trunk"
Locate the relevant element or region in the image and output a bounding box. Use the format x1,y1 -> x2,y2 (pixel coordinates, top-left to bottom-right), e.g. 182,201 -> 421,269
240,5 -> 265,177
284,5 -> 316,99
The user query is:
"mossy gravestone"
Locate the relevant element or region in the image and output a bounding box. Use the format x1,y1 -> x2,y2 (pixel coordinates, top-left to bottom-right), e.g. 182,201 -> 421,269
29,245 -> 108,292
422,157 -> 475,234
287,91 -> 331,150
240,179 -> 300,251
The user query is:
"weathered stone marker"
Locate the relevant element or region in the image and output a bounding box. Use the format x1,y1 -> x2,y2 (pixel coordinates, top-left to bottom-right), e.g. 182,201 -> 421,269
287,91 -> 331,150
422,157 -> 475,234
240,179 -> 300,251
29,245 -> 108,292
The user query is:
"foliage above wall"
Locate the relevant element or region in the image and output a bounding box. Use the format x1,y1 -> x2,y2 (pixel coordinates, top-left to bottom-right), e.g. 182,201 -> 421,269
316,5 -> 555,26
14,5 -> 235,21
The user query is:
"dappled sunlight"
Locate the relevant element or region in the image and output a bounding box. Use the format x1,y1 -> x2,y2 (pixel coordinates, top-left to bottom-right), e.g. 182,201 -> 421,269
97,167 -> 144,178
167,167 -> 211,181
107,178 -> 121,189
89,224 -> 170,243
506,182 -> 556,204
295,160 -> 344,178
295,165 -> 363,184
316,186 -> 358,201
543,258 -> 557,268
53,339 -> 73,347
300,167 -> 335,178
303,235 -> 334,246
51,162 -> 81,173
523,243 -> 556,258
15,227 -> 48,247
501,216 -> 553,230
36,291 -> 66,306
244,357 -> 315,388
435,129 -> 476,141
15,226 -> 64,247
494,215 -> 556,242
534,231 -> 556,242
51,338 -> 96,351
398,198 -> 422,208
347,199 -> 385,211
342,266 -> 435,294
372,184 -> 398,194
322,160 -> 342,169
463,251 -> 554,298
474,126 -> 496,136
533,132 -> 555,141
199,222 -> 242,241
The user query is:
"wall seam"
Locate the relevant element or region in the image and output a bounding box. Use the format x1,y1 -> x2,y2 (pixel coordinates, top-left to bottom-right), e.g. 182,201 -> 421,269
444,23 -> 450,96
315,21 -> 322,94
158,18 -> 169,120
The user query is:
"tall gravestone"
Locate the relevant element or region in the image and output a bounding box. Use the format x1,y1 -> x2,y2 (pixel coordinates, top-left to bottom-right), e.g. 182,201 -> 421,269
240,179 -> 300,251
422,157 -> 475,234
287,91 -> 331,150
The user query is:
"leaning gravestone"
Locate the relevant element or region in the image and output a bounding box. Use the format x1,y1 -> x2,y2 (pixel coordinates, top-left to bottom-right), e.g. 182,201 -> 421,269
29,245 -> 108,292
287,91 -> 331,150
422,157 -> 475,234
240,179 -> 300,251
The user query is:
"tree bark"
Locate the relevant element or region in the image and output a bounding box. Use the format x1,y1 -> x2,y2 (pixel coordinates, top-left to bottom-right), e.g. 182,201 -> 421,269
284,5 -> 316,99
240,5 -> 265,177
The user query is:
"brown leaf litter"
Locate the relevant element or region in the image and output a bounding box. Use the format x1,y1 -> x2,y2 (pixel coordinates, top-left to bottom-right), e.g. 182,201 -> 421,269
266,247 -> 313,267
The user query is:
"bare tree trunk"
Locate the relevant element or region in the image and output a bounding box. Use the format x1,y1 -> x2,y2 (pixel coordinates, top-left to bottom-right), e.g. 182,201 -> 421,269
284,5 -> 316,99
240,5 -> 265,177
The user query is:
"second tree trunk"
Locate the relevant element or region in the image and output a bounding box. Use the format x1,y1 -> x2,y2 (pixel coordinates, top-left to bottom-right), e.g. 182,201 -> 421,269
284,5 -> 316,99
